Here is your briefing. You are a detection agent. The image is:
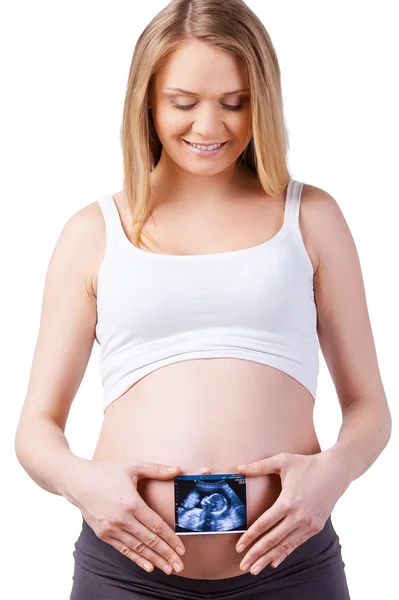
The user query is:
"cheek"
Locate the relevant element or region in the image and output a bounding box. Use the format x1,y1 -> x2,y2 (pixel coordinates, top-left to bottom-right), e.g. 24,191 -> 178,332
154,109 -> 251,145
237,125 -> 252,149
153,122 -> 182,148
152,109 -> 183,135
163,118 -> 188,141
239,116 -> 252,138
226,114 -> 251,139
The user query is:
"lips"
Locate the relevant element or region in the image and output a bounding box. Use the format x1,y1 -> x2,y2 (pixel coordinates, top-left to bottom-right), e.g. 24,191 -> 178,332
183,140 -> 227,147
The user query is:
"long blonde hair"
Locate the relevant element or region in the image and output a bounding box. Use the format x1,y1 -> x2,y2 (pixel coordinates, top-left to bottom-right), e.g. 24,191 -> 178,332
120,0 -> 291,251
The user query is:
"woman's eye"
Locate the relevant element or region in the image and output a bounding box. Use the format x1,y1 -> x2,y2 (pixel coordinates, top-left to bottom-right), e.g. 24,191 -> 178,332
171,102 -> 243,112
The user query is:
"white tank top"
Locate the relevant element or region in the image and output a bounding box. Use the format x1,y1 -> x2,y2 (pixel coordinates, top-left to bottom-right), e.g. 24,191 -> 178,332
95,179 -> 319,412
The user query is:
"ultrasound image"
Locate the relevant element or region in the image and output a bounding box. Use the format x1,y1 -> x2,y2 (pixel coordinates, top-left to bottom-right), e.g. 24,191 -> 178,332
174,473 -> 247,535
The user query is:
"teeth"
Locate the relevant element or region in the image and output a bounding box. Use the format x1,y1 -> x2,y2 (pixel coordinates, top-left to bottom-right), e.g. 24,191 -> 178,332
189,142 -> 223,150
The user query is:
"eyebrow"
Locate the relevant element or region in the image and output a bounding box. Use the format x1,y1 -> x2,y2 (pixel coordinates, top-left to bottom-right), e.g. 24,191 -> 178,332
164,87 -> 250,96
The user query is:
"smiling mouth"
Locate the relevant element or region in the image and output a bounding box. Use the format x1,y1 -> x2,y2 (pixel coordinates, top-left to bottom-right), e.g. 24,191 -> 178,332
183,139 -> 228,146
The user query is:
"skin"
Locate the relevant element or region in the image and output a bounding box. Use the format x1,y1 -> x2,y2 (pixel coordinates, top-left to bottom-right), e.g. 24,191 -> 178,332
145,39 -> 253,214
16,39 -> 390,581
92,40 -> 323,579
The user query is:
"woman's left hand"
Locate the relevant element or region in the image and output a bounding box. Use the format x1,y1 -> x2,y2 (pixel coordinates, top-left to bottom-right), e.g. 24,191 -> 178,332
235,451 -> 349,575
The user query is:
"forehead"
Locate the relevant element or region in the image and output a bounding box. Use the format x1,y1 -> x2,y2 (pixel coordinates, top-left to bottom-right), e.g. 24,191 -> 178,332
154,41 -> 249,97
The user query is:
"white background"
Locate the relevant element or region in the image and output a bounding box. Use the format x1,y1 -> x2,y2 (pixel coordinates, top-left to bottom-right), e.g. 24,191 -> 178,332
2,1 -> 398,598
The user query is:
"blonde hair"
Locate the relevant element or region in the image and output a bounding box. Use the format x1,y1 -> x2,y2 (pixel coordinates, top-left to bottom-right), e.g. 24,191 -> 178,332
120,0 -> 291,251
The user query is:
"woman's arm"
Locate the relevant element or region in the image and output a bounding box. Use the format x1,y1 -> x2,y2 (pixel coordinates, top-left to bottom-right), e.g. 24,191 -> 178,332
303,184 -> 392,487
15,202 -> 103,497
324,395 -> 391,488
15,414 -> 89,496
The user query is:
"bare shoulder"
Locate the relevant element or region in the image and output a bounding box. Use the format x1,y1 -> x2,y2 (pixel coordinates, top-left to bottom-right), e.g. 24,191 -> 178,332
300,183 -> 389,408
63,200 -> 106,298
299,183 -> 350,278
15,199 -> 106,426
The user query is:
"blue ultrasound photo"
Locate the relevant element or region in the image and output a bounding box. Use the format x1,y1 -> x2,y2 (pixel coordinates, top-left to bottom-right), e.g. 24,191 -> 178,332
174,473 -> 248,535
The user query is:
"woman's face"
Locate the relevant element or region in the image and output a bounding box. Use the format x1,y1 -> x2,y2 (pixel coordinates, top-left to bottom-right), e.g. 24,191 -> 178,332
149,39 -> 252,175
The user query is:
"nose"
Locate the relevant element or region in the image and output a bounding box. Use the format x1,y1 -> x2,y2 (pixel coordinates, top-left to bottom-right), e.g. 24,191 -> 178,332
190,105 -> 226,141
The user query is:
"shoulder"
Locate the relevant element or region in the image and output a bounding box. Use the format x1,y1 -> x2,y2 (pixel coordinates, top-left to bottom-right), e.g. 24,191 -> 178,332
300,182 -> 340,212
57,200 -> 106,298
64,199 -> 101,227
62,200 -> 105,255
299,183 -> 351,278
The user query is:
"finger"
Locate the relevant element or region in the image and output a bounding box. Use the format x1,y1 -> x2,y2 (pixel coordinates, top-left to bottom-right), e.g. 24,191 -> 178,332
108,534 -> 169,574
238,520 -> 299,572
107,535 -> 155,573
132,460 -> 181,480
135,499 -> 186,555
199,466 -> 213,474
130,503 -> 185,569
237,453 -> 287,477
109,531 -> 179,575
250,528 -> 312,574
236,500 -> 287,552
122,516 -> 185,573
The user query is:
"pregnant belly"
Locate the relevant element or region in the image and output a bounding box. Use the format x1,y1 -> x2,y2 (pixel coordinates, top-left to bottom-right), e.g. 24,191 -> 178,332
92,358 -> 321,579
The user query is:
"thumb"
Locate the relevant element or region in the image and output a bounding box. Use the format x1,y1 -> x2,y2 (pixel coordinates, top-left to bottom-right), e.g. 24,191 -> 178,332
237,453 -> 286,476
133,459 -> 181,480
199,466 -> 213,475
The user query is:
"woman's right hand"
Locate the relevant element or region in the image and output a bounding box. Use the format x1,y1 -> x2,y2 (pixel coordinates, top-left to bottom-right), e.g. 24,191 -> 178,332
62,457 -> 186,575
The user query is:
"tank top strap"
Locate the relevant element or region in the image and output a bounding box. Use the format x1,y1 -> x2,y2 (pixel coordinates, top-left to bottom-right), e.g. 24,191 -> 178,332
97,195 -> 122,251
284,179 -> 305,233
284,179 -> 314,278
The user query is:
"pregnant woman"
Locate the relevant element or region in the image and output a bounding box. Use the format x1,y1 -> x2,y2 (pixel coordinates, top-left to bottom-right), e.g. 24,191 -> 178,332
15,1 -> 391,598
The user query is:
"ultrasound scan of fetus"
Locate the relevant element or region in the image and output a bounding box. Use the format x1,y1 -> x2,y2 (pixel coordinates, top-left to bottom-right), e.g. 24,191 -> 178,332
174,473 -> 247,535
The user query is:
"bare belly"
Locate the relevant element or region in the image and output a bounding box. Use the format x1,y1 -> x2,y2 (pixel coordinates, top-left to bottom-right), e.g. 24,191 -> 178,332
91,358 -> 321,579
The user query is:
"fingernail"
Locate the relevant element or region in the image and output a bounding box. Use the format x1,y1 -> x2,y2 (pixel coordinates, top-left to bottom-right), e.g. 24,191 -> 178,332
173,562 -> 182,572
176,546 -> 185,556
162,564 -> 173,574
168,466 -> 179,472
252,565 -> 262,575
241,562 -> 250,572
237,544 -> 245,553
238,464 -> 249,469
